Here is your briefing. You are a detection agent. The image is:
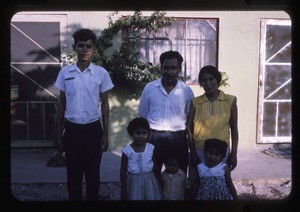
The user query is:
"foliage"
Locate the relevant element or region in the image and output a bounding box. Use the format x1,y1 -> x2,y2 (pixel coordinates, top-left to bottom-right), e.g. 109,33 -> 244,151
60,49 -> 77,66
92,11 -> 176,100
62,11 -> 230,99
220,71 -> 230,87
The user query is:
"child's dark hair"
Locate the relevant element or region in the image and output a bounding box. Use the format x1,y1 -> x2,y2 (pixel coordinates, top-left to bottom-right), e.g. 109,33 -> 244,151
127,117 -> 150,137
198,65 -> 222,87
204,138 -> 228,159
72,28 -> 96,46
163,149 -> 180,164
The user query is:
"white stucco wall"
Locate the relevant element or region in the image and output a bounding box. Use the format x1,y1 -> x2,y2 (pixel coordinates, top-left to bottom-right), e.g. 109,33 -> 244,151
13,10 -> 290,151
102,10 -> 289,151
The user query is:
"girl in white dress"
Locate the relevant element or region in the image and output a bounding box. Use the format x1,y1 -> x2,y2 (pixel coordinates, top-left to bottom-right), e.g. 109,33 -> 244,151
120,117 -> 163,200
196,138 -> 238,200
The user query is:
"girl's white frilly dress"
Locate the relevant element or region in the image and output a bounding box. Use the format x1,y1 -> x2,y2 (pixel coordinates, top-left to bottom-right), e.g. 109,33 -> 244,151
122,143 -> 163,200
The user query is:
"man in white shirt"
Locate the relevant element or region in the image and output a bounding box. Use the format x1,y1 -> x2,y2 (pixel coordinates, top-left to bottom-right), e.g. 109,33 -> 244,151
139,50 -> 194,174
55,28 -> 114,201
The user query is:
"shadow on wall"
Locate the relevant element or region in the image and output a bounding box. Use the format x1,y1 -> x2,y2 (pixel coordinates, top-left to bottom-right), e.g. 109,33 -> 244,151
10,22 -> 142,150
108,88 -> 140,153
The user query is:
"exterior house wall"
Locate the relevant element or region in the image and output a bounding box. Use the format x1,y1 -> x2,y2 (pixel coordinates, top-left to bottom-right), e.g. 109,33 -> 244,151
13,10 -> 290,152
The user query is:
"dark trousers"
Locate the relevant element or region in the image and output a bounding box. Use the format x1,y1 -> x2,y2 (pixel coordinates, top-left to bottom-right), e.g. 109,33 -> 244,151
63,120 -> 103,201
148,129 -> 188,174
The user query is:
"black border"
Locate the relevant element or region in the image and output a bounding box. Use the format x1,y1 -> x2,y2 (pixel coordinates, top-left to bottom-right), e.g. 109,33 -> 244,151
2,0 -> 298,211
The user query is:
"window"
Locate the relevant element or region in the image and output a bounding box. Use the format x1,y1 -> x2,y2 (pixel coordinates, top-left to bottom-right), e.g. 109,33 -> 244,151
137,18 -> 218,84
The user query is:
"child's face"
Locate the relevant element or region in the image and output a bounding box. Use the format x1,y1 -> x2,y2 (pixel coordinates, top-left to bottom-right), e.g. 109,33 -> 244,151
164,158 -> 180,174
205,147 -> 223,167
132,128 -> 148,146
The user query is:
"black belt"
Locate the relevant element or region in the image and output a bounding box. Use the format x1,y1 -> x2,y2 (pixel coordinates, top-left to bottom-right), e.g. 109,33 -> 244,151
150,129 -> 186,134
65,119 -> 100,127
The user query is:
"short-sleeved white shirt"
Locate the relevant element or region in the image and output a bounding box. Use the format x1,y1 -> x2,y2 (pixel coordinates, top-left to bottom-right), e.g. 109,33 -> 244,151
138,78 -> 194,131
55,63 -> 114,124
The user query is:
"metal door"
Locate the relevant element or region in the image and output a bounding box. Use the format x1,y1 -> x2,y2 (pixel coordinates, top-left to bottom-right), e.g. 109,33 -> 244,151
257,19 -> 291,144
10,13 -> 67,147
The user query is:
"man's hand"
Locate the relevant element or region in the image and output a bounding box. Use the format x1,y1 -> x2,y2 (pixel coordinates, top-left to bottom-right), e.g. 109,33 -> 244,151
101,134 -> 109,152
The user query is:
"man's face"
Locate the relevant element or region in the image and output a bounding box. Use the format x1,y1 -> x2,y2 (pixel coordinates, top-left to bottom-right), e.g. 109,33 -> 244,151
73,40 -> 95,63
161,58 -> 181,84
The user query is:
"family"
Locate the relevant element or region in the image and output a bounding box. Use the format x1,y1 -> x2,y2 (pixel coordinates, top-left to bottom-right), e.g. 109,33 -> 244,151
55,28 -> 239,201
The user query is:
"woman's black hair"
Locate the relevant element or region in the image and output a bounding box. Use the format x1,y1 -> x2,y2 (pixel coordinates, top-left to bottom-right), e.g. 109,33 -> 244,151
198,65 -> 222,87
204,138 -> 228,159
127,117 -> 150,137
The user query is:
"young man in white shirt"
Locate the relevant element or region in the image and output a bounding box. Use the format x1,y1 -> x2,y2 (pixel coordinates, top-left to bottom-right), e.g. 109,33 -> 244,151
55,28 -> 114,201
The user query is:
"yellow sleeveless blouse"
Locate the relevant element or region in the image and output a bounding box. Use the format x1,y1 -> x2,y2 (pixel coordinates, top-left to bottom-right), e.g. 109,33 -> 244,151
192,90 -> 235,149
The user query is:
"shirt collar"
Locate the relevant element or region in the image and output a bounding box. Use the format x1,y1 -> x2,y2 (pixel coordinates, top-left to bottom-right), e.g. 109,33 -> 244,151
68,63 -> 94,75
154,78 -> 163,87
154,78 -> 183,89
164,169 -> 185,176
198,90 -> 227,104
175,169 -> 185,176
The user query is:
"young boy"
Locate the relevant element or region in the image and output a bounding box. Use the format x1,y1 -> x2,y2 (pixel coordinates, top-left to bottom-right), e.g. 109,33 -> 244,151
161,151 -> 191,200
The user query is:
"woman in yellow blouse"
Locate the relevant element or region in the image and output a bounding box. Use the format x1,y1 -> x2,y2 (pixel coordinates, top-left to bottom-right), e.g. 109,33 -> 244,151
187,65 -> 239,199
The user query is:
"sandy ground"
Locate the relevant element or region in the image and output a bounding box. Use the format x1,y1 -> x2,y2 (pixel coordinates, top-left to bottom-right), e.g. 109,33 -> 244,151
10,179 -> 291,201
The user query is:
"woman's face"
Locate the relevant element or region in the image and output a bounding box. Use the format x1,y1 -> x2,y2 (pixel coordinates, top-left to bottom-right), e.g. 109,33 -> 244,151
199,73 -> 219,94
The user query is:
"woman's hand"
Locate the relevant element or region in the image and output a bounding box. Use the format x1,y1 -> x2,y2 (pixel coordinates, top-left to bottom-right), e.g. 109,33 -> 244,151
227,152 -> 237,171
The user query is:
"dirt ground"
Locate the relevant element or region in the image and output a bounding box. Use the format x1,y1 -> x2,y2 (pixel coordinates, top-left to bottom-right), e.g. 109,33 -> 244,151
10,179 -> 291,201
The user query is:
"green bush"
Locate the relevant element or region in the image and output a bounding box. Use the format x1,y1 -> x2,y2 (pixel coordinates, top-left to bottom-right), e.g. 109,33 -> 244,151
63,11 -> 229,100
92,11 -> 177,100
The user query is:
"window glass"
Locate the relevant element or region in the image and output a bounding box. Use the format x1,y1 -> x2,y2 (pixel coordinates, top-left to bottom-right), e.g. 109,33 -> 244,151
136,18 -> 218,84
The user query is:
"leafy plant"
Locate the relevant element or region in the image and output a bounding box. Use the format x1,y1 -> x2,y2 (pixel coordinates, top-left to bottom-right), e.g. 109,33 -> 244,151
92,11 -> 176,100
62,11 -> 229,99
220,71 -> 230,87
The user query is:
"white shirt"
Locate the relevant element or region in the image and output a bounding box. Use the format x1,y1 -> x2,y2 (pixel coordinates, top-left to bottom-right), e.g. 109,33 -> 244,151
138,78 -> 194,131
54,63 -> 114,124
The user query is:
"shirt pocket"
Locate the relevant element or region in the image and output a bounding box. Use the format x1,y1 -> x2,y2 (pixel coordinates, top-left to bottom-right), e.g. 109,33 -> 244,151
65,77 -> 76,97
